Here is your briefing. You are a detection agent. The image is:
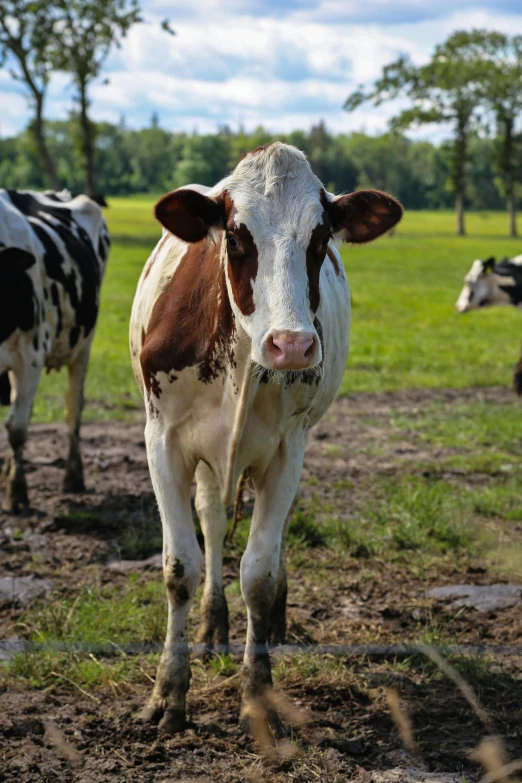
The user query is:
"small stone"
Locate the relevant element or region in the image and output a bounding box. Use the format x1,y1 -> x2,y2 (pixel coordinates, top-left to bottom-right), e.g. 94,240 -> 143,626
106,553 -> 162,573
427,583 -> 522,613
0,636 -> 27,662
0,575 -> 54,608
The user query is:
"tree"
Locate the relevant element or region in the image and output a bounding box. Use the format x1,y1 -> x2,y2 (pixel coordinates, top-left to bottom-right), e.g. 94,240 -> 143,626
345,32 -> 487,235
0,0 -> 59,188
48,0 -> 142,197
473,31 -> 522,237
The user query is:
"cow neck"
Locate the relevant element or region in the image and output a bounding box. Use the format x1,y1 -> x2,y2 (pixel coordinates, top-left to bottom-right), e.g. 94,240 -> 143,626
141,234 -> 237,394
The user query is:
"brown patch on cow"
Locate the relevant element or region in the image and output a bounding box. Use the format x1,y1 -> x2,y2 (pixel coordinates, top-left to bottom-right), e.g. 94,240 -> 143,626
140,239 -> 236,394
328,189 -> 403,244
306,214 -> 330,312
150,374 -> 162,399
172,558 -> 185,579
326,246 -> 341,276
223,192 -> 258,316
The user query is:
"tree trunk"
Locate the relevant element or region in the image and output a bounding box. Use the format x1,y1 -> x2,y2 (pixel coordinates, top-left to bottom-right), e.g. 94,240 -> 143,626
502,118 -> 517,238
78,79 -> 96,198
507,191 -> 517,238
33,96 -> 60,191
453,119 -> 467,237
455,192 -> 465,237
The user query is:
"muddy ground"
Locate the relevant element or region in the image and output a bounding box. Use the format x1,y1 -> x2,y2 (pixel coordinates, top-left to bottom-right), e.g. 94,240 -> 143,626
0,388 -> 521,783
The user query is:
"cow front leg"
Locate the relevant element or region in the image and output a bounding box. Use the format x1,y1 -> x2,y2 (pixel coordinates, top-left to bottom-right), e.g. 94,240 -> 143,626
63,344 -> 90,493
268,491 -> 298,645
2,363 -> 42,514
141,424 -> 201,735
240,437 -> 305,735
194,461 -> 229,653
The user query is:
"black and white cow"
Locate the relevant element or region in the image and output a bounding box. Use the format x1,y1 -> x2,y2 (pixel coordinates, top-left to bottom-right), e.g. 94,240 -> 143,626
456,254 -> 522,393
0,189 -> 110,512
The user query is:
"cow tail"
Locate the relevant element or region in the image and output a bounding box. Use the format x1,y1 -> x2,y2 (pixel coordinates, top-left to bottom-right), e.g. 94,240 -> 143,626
0,372 -> 11,406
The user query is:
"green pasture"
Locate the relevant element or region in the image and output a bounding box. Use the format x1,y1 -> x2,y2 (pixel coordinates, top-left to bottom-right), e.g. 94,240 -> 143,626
32,200 -> 522,421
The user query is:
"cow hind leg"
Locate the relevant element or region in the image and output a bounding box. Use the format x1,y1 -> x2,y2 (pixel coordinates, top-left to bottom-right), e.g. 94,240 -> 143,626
194,461 -> 229,653
2,363 -> 42,513
140,424 -> 201,735
63,344 -> 90,493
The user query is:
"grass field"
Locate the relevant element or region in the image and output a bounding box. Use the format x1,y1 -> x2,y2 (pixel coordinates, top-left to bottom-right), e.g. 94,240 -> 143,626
31,201 -> 522,421
2,201 -> 522,781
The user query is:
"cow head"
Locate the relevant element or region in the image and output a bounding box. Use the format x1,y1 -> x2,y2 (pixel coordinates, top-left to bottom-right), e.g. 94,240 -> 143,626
155,143 -> 402,372
455,257 -> 514,313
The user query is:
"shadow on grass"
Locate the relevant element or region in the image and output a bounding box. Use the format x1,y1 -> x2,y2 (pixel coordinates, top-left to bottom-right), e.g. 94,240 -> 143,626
293,658 -> 522,774
52,491 -> 162,559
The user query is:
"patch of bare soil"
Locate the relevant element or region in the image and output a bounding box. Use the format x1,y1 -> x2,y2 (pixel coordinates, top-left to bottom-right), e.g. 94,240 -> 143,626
1,388 -> 521,783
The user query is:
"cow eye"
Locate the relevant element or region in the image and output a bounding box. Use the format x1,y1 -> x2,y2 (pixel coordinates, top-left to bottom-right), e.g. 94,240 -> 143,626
227,234 -> 240,250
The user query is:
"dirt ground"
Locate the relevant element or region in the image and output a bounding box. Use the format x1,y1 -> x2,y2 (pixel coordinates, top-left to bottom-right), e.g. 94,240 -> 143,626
1,388 -> 521,783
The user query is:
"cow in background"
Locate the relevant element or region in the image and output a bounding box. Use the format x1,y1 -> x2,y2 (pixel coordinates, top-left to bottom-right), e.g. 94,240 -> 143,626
130,142 -> 402,736
455,255 -> 522,393
0,189 -> 110,512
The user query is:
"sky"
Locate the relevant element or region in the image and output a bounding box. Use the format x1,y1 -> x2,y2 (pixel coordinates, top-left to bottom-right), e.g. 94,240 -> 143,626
2,0 -> 522,141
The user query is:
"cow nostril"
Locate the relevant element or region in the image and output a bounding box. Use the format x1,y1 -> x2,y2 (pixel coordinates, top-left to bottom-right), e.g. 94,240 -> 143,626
269,337 -> 283,355
304,339 -> 315,358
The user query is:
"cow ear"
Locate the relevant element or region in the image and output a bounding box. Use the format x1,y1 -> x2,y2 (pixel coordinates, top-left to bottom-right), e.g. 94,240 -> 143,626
483,257 -> 495,273
154,189 -> 223,242
328,190 -> 403,243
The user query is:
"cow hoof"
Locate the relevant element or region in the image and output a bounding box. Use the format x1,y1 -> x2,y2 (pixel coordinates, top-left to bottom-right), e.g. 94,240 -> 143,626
158,708 -> 186,735
139,703 -> 165,725
140,702 -> 187,735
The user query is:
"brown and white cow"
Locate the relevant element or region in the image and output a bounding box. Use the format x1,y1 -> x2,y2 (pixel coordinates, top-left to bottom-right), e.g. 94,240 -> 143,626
130,143 -> 402,736
0,189 -> 110,512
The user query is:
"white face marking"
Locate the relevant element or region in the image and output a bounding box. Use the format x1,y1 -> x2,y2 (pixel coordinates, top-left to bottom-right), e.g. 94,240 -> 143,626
221,144 -> 327,369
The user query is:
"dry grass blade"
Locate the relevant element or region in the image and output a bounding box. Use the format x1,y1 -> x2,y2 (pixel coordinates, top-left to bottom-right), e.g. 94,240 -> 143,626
263,688 -> 309,728
50,670 -> 100,703
44,721 -> 81,764
242,698 -> 275,760
471,736 -> 522,783
418,645 -> 493,732
198,671 -> 241,695
386,688 -> 418,756
241,687 -> 308,763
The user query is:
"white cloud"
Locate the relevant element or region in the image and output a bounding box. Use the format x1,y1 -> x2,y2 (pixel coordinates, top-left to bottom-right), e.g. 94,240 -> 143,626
1,5 -> 522,139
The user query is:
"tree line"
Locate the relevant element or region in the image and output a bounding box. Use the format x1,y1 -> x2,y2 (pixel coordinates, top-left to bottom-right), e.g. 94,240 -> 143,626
346,30 -> 522,236
0,117 -> 517,216
0,7 -> 521,234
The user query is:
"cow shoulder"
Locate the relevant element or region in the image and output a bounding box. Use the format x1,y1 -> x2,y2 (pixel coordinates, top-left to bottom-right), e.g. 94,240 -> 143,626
140,237 -> 235,396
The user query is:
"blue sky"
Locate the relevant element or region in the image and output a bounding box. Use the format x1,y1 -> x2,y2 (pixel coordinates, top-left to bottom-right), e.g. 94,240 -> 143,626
2,0 -> 522,140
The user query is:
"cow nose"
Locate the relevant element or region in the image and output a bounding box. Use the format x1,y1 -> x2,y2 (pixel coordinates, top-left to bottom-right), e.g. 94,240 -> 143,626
265,330 -> 317,370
